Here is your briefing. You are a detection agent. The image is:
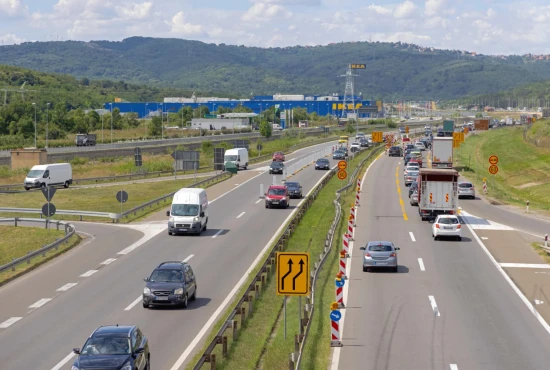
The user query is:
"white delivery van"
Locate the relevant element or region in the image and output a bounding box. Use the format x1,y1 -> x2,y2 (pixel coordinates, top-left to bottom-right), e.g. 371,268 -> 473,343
223,148 -> 249,170
24,163 -> 73,190
167,188 -> 208,236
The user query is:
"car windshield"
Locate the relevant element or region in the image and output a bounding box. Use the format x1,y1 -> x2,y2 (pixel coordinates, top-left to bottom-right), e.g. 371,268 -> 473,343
459,183 -> 473,188
317,159 -> 328,163
285,182 -> 299,189
82,336 -> 131,355
438,217 -> 459,225
271,162 -> 283,167
171,204 -> 199,216
368,244 -> 393,252
224,155 -> 238,161
268,188 -> 286,196
408,171 -> 419,176
76,134 -> 86,139
26,170 -> 45,178
149,268 -> 184,282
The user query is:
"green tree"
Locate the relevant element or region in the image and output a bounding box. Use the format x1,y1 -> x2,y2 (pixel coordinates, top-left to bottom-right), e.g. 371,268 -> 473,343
260,119 -> 272,138
346,123 -> 355,134
233,104 -> 252,113
123,112 -> 140,128
149,116 -> 162,136
194,106 -> 210,118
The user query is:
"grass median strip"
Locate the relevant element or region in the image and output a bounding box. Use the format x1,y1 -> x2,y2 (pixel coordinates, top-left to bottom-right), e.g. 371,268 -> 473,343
0,225 -> 81,286
184,147 -> 377,370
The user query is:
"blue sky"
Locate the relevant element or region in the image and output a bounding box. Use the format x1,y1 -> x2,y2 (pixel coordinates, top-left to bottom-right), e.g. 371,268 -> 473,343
1,0 -> 550,55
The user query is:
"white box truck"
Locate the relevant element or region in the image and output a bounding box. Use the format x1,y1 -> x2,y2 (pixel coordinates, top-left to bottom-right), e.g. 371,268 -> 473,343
167,188 -> 209,235
223,148 -> 249,170
417,168 -> 459,221
23,163 -> 73,190
431,137 -> 453,169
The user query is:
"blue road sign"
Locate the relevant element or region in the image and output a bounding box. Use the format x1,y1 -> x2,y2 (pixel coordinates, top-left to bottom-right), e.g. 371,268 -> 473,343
335,279 -> 345,288
330,310 -> 342,322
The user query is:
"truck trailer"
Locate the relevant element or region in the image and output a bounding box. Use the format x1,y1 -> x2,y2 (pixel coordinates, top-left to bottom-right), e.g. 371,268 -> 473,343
417,168 -> 459,221
431,137 -> 453,169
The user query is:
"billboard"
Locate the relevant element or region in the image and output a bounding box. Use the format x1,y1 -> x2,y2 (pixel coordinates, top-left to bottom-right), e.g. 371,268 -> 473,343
474,119 -> 489,131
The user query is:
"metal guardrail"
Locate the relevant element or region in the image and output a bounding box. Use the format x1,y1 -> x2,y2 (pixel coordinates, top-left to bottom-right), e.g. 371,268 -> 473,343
0,217 -> 76,274
191,159 -> 337,370
0,172 -> 233,222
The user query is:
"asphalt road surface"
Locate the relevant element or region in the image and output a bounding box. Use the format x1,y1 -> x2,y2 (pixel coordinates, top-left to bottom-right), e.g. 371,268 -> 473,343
0,140 -> 350,370
336,151 -> 550,370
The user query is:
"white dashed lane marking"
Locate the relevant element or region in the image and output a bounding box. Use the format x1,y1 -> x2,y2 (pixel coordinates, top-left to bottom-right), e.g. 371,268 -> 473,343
56,283 -> 78,292
80,270 -> 98,277
0,317 -> 23,329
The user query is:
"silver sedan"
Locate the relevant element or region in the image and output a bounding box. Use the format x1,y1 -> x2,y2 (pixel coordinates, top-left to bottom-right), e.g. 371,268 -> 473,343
458,181 -> 475,199
360,241 -> 400,273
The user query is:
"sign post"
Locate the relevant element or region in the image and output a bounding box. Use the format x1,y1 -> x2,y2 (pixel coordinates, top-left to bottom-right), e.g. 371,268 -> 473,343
40,186 -> 57,228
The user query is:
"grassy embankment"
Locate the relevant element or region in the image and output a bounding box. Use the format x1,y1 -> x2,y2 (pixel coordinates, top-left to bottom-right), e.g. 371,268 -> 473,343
454,121 -> 550,212
184,146 -> 383,370
0,225 -> 81,285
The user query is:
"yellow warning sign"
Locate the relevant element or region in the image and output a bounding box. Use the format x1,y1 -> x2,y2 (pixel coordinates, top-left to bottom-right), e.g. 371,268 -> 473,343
372,132 -> 383,143
276,252 -> 310,296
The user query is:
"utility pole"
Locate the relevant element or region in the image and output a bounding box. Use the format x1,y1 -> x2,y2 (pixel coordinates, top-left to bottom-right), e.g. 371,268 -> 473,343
46,103 -> 50,148
32,102 -> 37,148
110,103 -> 113,146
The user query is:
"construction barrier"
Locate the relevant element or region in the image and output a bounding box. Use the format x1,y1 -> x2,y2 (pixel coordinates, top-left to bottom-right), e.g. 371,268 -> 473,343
342,233 -> 349,254
339,250 -> 347,279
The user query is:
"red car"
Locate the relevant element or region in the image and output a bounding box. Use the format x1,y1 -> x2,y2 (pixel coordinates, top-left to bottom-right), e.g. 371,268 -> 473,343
272,151 -> 285,162
265,185 -> 290,209
409,158 -> 422,168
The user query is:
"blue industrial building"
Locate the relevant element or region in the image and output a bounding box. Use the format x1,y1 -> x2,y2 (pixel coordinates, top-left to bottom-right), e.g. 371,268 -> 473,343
103,95 -> 381,119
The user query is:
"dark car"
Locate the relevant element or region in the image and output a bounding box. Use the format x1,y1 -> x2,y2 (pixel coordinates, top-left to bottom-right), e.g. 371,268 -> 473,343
404,154 -> 411,164
388,146 -> 403,157
405,144 -> 415,151
285,181 -> 303,198
332,150 -> 346,160
265,185 -> 290,208
359,138 -> 368,147
408,181 -> 418,198
269,161 -> 284,174
315,158 -> 330,170
143,261 -> 197,308
72,325 -> 150,370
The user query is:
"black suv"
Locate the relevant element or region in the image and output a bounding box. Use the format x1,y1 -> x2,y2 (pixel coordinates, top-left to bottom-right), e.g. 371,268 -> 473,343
285,181 -> 303,198
72,325 -> 150,370
143,261 -> 197,308
388,146 -> 403,157
269,161 -> 284,174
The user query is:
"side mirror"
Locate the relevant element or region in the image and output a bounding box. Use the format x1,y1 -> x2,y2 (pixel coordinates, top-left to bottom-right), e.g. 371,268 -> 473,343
429,219 -> 434,224
359,246 -> 366,250
200,211 -> 205,217
166,211 -> 170,216
395,247 -> 401,250
264,193 -> 267,196
134,347 -> 145,354
73,348 -> 80,354
143,277 -> 149,282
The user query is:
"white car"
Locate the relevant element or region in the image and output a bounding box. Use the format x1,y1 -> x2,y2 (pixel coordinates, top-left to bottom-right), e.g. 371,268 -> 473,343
350,142 -> 361,150
414,142 -> 425,151
404,165 -> 419,176
432,215 -> 462,241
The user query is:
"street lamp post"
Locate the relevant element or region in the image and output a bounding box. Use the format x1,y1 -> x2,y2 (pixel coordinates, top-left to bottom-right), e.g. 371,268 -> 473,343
46,103 -> 50,148
32,103 -> 37,148
110,103 -> 113,146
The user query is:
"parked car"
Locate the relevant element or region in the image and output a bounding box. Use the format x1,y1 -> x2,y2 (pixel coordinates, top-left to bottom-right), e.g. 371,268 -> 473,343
315,158 -> 331,170
285,181 -> 303,198
410,190 -> 419,206
265,185 -> 290,208
269,161 -> 284,174
359,241 -> 400,272
272,151 -> 285,162
143,261 -> 197,308
458,182 -> 475,199
431,215 -> 462,241
72,325 -> 151,370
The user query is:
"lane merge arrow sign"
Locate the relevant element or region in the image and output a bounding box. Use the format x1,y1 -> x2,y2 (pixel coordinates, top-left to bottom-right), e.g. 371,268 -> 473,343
276,252 -> 310,296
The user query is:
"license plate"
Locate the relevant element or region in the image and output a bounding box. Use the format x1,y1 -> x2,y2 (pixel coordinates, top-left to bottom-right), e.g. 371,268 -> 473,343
272,201 -> 279,204
444,226 -> 453,230
375,262 -> 387,266
179,229 -> 187,232
155,296 -> 169,301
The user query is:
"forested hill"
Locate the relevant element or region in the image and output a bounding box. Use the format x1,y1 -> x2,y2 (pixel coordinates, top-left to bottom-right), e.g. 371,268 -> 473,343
1,37 -> 550,99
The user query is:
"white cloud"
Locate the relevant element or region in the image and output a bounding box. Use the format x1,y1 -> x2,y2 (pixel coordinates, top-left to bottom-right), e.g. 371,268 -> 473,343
169,11 -> 207,36
0,33 -> 24,44
251,0 -> 320,4
115,2 -> 153,20
368,4 -> 391,16
242,3 -> 292,21
0,0 -> 27,17
424,0 -> 446,17
394,1 -> 416,19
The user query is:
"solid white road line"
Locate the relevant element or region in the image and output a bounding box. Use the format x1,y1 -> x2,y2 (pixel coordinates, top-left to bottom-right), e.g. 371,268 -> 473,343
418,258 -> 425,271
211,230 -> 224,239
499,263 -> 550,269
236,211 -> 246,219
100,258 -> 117,265
0,317 -> 23,329
409,231 -> 416,242
170,163 -> 335,370
29,298 -> 52,309
50,352 -> 76,370
80,270 -> 98,277
429,295 -> 441,316
124,296 -> 142,311
255,199 -> 262,204
56,283 -> 78,292
182,254 -> 194,263
450,365 -> 458,370
330,150 -> 384,370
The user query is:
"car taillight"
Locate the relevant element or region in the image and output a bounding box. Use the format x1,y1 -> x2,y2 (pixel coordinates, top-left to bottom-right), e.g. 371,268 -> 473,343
471,187 -> 474,190
390,253 -> 396,257
435,224 -> 440,228
365,253 -> 371,257
457,224 -> 461,229
449,211 -> 454,214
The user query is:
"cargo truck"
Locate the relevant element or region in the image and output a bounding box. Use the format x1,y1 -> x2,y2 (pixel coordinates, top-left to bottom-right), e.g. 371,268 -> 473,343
417,168 -> 459,221
431,137 -> 453,169
442,119 -> 454,137
75,133 -> 97,146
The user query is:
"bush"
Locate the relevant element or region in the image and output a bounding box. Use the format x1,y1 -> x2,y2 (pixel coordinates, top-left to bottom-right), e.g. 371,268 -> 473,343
387,121 -> 397,128
201,140 -> 213,153
70,157 -> 88,166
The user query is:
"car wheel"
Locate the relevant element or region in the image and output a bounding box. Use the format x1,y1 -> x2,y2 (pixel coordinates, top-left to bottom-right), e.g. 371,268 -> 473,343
145,355 -> 150,370
203,223 -> 207,231
269,171 -> 272,174
191,287 -> 197,301
142,302 -> 149,308
457,236 -> 462,241
434,235 -> 438,240
40,183 -> 46,188
393,266 -> 398,273
64,181 -> 69,188
363,266 -> 368,272
24,187 -> 29,191
181,294 -> 188,309
168,231 -> 172,235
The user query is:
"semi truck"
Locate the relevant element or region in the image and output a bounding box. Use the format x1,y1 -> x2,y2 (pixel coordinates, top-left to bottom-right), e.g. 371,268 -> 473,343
75,133 -> 97,146
431,137 -> 453,169
442,119 -> 454,137
417,168 -> 459,221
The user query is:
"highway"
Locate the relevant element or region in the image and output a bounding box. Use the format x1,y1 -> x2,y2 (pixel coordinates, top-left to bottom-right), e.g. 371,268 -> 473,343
335,150 -> 550,370
0,140 -> 345,370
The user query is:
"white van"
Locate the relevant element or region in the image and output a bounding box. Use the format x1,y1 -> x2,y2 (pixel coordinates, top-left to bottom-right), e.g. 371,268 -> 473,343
167,188 -> 208,236
224,148 -> 249,170
24,163 -> 73,190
